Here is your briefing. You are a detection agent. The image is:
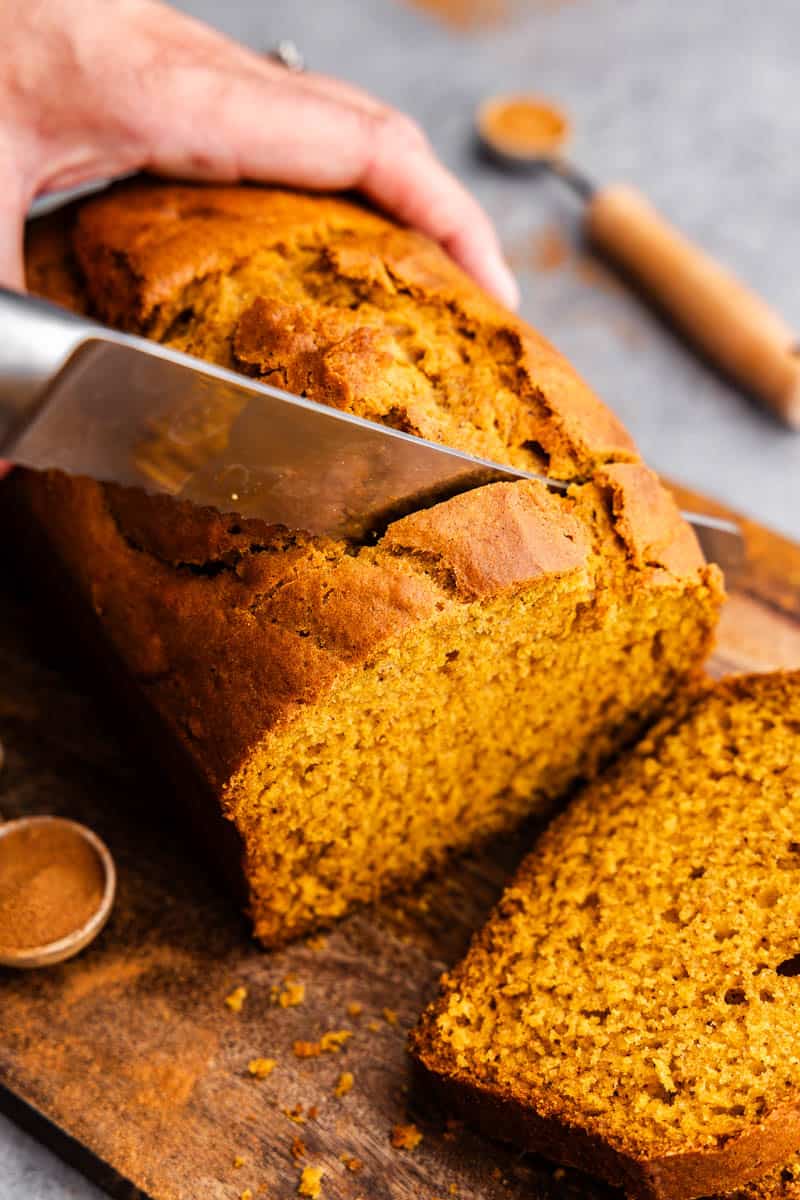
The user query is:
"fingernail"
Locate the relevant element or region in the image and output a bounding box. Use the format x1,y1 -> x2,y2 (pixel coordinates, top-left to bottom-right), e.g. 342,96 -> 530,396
486,254 -> 520,310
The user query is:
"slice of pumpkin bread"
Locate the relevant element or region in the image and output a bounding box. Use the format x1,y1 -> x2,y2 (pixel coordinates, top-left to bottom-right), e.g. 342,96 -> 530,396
12,180 -> 722,946
413,672 -> 800,1200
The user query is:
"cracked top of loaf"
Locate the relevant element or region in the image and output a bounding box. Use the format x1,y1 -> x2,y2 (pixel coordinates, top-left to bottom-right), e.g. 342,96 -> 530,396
27,179 -> 638,483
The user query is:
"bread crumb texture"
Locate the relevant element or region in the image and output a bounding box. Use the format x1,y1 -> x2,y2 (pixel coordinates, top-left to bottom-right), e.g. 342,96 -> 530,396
391,1123 -> 423,1151
247,1057 -> 276,1079
293,1030 -> 352,1058
413,672 -> 800,1200
334,1071 -> 354,1097
224,985 -> 247,1013
278,981 -> 306,1008
298,1165 -> 323,1198
20,182 -> 721,945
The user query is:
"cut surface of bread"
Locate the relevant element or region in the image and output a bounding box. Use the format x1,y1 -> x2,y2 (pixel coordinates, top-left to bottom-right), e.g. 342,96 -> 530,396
13,181 -> 722,944
412,672 -> 800,1200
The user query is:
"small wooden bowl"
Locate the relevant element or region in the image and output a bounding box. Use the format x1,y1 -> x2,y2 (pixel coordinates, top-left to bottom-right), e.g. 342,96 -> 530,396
0,816 -> 116,969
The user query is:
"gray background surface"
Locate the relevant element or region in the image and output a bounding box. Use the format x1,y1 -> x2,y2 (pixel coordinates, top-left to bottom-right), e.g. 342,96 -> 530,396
2,0 -> 798,1195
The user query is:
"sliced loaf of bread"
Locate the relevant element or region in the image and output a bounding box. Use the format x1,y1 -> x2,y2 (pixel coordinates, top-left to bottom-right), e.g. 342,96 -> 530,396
412,672 -> 800,1200
12,181 -> 721,945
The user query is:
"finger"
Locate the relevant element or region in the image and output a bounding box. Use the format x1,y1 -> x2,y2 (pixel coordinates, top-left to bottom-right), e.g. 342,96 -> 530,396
359,114 -> 520,309
139,64 -> 518,307
0,198 -> 25,290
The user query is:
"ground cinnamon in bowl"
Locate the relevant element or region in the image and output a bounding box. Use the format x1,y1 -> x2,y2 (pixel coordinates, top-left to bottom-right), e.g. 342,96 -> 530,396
0,819 -> 107,955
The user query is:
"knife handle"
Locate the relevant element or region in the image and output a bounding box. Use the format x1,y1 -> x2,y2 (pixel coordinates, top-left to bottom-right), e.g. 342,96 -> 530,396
0,286 -> 96,452
585,185 -> 800,429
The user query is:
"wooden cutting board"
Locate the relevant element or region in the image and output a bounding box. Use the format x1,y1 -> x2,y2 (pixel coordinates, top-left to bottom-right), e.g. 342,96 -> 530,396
1,481 -> 799,1200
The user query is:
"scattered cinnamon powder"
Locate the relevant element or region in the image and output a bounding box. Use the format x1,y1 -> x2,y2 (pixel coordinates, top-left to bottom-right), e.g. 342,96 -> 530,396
225,986 -> 247,1013
334,1071 -> 354,1097
290,1136 -> 306,1162
0,822 -> 105,952
504,224 -> 571,276
480,94 -> 569,158
298,1165 -> 323,1197
534,226 -> 570,272
408,0 -> 508,30
247,1058 -> 276,1079
391,1123 -> 423,1151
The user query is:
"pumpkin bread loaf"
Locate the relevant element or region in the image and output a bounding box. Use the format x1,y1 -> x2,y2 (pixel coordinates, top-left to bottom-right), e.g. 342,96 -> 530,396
13,181 -> 722,945
412,672 -> 800,1200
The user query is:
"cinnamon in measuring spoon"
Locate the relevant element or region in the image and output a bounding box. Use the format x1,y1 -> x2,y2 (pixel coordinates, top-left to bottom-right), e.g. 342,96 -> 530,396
479,94 -> 570,160
0,823 -> 105,953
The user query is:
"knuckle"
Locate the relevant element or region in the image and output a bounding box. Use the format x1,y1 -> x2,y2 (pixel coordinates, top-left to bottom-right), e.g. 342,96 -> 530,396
374,108 -> 428,152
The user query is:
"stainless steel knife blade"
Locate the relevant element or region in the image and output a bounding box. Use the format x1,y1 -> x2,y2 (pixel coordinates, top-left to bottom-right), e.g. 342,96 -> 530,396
0,287 -> 744,577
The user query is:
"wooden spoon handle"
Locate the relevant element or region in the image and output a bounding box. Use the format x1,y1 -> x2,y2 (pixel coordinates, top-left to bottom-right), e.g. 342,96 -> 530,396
585,184 -> 800,429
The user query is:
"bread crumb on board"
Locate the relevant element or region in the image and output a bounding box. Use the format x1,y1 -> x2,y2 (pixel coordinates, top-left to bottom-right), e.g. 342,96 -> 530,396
334,1071 -> 354,1097
240,1190 -> 253,1200
391,1123 -> 423,1151
233,1155 -> 245,1169
248,1057 -> 276,1079
279,981 -> 306,1008
290,1136 -> 306,1162
339,1153 -> 363,1172
293,1030 -> 352,1058
282,1104 -> 318,1125
225,986 -> 247,1013
346,1001 -> 363,1019
298,1165 -> 323,1197
382,1007 -> 398,1026
305,934 -> 327,951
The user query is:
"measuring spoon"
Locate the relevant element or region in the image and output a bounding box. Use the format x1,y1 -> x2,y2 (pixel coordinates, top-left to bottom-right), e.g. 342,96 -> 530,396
477,93 -> 800,429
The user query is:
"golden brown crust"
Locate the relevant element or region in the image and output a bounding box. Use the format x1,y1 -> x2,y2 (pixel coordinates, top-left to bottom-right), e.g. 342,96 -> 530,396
597,462 -> 706,578
381,482 -> 592,600
41,179 -> 639,478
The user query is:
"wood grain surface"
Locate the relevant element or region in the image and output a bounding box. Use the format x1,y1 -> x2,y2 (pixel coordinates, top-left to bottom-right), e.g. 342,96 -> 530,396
0,485 -> 798,1200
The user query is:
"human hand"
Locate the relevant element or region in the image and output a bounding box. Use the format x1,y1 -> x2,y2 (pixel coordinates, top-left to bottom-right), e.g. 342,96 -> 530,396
0,0 -> 518,308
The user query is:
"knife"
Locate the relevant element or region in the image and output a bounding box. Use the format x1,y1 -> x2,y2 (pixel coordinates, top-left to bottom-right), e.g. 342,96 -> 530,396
0,286 -> 742,576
